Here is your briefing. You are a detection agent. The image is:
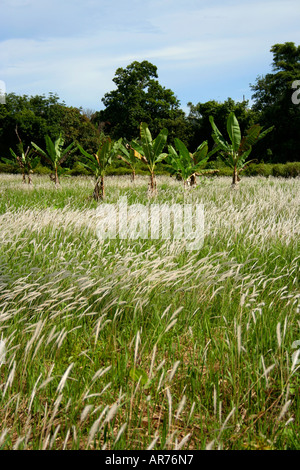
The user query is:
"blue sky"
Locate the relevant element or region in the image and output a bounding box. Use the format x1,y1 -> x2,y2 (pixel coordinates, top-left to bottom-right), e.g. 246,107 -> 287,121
1,0 -> 300,114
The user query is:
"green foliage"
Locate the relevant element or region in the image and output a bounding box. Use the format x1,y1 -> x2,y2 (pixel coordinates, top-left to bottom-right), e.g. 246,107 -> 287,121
32,134 -> 76,185
0,93 -> 99,169
77,135 -> 122,199
0,93 -> 64,158
59,106 -> 100,159
77,136 -> 122,178
67,161 -> 92,176
129,122 -> 168,194
94,61 -> 184,141
118,142 -> 143,179
187,98 -> 258,153
285,161 -> 300,177
242,161 -> 300,177
32,163 -> 52,175
130,122 -> 168,173
272,162 -> 300,177
166,138 -> 217,183
250,42 -> 300,162
1,45 -> 300,169
6,146 -> 39,184
209,111 -> 274,184
0,162 -> 20,174
106,166 -> 136,176
243,163 -> 274,177
214,166 -> 233,177
1,127 -> 40,183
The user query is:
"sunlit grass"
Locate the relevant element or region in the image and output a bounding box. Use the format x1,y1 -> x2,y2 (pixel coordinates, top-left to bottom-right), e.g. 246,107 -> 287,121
0,173 -> 299,449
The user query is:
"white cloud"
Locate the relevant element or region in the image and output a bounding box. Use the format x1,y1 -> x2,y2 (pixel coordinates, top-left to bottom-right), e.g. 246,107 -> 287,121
0,0 -> 299,109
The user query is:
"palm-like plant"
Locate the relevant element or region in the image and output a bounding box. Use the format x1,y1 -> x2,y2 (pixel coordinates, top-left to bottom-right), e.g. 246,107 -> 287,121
3,127 -> 39,184
8,147 -> 39,185
31,134 -> 76,187
130,122 -> 168,196
118,143 -> 143,182
77,137 -> 122,200
209,112 -> 274,187
167,138 -> 217,187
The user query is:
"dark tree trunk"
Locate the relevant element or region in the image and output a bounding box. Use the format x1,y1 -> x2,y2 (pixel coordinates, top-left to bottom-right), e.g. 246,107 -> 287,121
100,175 -> 105,199
190,173 -> 197,186
50,167 -> 60,188
148,172 -> 157,197
93,176 -> 105,201
232,166 -> 239,188
55,167 -> 60,188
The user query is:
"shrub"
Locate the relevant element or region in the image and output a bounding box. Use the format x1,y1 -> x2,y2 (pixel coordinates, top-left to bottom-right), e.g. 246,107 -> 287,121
106,166 -> 133,176
67,162 -> 92,176
244,163 -> 273,177
205,157 -> 227,170
284,162 -> 300,177
216,167 -> 233,177
272,163 -> 286,177
0,162 -> 20,174
33,163 -> 52,175
105,163 -> 169,177
242,162 -> 300,178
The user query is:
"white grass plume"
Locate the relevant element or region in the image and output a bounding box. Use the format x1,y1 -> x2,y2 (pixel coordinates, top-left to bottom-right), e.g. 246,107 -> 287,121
56,363 -> 74,394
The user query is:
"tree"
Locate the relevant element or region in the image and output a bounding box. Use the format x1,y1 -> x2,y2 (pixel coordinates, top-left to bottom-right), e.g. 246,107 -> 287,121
166,138 -> 217,187
5,127 -> 40,184
250,42 -> 300,162
0,93 -> 49,159
130,122 -> 168,197
31,134 -> 76,187
77,136 -> 122,200
0,93 -> 99,170
94,61 -> 183,141
187,98 -> 257,154
117,143 -> 143,182
209,112 -> 273,187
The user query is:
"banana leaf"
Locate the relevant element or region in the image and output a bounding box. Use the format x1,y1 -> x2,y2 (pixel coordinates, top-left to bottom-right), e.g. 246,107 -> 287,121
139,122 -> 153,164
153,128 -> 168,158
209,116 -> 230,152
227,112 -> 241,152
174,138 -> 191,165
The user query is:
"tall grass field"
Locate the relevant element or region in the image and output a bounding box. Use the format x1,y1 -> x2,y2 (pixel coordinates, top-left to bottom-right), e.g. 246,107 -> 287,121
0,173 -> 299,450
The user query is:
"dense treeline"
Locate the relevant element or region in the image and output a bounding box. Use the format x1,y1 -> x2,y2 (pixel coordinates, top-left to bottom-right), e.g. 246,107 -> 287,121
0,42 -> 299,170
0,93 -> 99,166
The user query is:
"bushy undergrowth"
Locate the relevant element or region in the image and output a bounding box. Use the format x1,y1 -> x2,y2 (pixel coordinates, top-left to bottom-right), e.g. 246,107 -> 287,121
243,162 -> 300,178
1,160 -> 300,179
0,175 -> 299,450
205,161 -> 300,178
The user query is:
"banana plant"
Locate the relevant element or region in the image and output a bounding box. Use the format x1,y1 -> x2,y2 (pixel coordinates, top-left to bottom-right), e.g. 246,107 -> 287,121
31,134 -> 76,187
7,147 -> 39,185
130,122 -> 168,196
3,127 -> 39,184
77,137 -> 122,200
118,142 -> 143,182
209,112 -> 274,187
167,138 -> 218,187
